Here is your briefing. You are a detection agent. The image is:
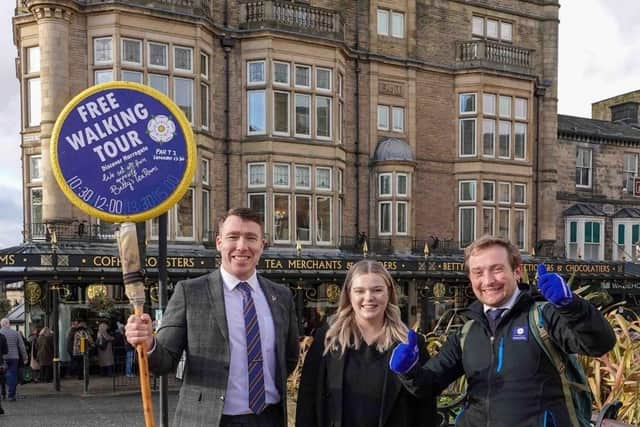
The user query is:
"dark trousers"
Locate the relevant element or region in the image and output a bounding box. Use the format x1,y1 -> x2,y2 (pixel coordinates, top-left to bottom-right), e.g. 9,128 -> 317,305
5,359 -> 19,398
219,403 -> 283,427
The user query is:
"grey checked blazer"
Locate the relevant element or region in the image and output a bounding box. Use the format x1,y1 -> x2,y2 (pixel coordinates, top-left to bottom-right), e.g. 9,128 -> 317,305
148,270 -> 300,427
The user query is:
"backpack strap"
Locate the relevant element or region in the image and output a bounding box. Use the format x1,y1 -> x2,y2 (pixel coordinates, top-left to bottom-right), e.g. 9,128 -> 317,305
459,319 -> 475,353
529,302 -> 590,427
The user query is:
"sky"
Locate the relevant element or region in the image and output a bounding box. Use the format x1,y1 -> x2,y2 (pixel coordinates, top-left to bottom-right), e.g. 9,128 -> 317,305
0,0 -> 638,248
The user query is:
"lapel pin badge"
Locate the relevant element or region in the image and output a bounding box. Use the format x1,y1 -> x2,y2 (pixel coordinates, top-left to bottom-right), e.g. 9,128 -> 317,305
272,295 -> 277,302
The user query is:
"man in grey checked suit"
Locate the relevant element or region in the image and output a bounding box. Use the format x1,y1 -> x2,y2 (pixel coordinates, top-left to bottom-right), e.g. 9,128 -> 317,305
126,208 -> 300,427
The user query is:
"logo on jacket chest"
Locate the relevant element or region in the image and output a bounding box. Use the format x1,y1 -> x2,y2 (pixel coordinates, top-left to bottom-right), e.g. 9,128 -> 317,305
511,325 -> 528,341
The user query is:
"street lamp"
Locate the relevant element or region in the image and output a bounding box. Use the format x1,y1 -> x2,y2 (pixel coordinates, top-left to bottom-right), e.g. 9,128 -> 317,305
48,227 -> 61,391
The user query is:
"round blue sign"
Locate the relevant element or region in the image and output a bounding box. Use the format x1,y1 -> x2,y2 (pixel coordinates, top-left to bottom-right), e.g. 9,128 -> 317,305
51,82 -> 196,222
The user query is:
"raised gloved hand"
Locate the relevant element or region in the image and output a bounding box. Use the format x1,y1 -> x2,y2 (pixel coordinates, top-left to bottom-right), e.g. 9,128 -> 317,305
389,329 -> 419,374
537,263 -> 573,307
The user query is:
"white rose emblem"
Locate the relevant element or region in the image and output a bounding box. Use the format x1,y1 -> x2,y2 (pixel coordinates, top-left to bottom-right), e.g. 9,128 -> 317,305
517,327 -> 524,335
147,115 -> 176,144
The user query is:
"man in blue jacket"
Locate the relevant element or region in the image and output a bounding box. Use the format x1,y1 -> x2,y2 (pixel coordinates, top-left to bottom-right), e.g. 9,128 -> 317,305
390,235 -> 616,427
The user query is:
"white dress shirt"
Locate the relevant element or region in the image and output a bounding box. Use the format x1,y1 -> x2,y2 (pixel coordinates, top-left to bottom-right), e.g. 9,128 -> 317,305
220,267 -> 279,415
483,288 -> 521,316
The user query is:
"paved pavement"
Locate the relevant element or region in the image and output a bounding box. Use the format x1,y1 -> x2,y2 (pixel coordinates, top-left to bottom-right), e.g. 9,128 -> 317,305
0,376 -> 179,426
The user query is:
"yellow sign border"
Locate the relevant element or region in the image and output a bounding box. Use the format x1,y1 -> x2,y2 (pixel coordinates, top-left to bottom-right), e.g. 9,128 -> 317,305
50,81 -> 196,223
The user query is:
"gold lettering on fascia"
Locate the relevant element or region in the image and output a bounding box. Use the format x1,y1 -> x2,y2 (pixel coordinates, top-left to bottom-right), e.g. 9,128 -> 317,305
563,264 -> 611,274
378,81 -> 403,97
287,259 -> 344,270
92,256 -> 121,267
0,254 -> 15,265
441,262 -> 464,272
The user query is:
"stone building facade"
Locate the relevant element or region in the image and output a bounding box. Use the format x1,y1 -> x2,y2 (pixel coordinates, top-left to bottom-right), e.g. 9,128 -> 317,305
13,0 -> 560,254
9,0 -> 564,332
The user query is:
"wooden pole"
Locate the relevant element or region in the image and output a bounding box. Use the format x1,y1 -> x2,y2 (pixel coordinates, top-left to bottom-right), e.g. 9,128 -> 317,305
134,304 -> 155,427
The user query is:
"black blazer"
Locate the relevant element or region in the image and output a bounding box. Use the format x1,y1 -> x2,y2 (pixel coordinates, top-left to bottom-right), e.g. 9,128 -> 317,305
296,325 -> 439,427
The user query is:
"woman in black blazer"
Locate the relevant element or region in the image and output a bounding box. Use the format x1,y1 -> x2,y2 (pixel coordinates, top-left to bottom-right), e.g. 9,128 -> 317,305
296,260 -> 439,427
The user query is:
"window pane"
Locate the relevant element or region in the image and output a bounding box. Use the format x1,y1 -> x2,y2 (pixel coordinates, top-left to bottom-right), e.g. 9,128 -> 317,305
27,46 -> 40,73
30,156 -> 42,181
176,189 -> 194,239
94,37 -> 112,63
200,52 -> 209,77
316,196 -> 331,242
248,90 -> 266,134
618,224 -> 625,245
274,91 -> 289,134
249,163 -> 265,186
295,166 -> 310,189
148,74 -> 168,95
28,78 -> 41,127
122,39 -> 141,64
460,208 -> 475,246
499,96 -> 511,118
295,94 -> 310,136
460,119 -> 476,156
460,181 -> 476,202
460,93 -> 476,113
95,70 -> 113,84
514,210 -> 525,249
487,19 -> 498,38
148,42 -> 167,68
274,195 -> 290,241
249,194 -> 266,227
377,9 -> 389,35
273,164 -> 290,187
174,47 -> 193,71
201,159 -> 210,185
391,12 -> 404,38
248,61 -> 265,83
570,221 -> 577,243
122,70 -> 143,83
498,209 -> 509,239
316,68 -> 331,90
483,93 -> 496,115
482,119 -> 495,156
392,107 -> 404,132
397,174 -> 408,195
634,224 -> 640,244
498,182 -> 510,203
514,184 -> 525,204
397,202 -> 407,233
379,202 -> 392,233
174,78 -> 193,122
378,105 -> 389,130
274,62 -> 289,84
295,65 -> 310,87
316,96 -> 331,138
316,168 -> 331,190
499,121 -> 511,157
295,196 -> 311,242
201,83 -> 210,129
482,208 -> 494,235
483,181 -> 494,202
379,174 -> 391,196
515,98 -> 527,119
501,22 -> 513,42
202,190 -> 210,239
31,188 -> 43,236
515,123 -> 526,159
472,16 -> 484,36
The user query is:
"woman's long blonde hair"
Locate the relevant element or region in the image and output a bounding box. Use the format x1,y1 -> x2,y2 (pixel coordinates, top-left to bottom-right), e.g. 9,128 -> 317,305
323,260 -> 408,356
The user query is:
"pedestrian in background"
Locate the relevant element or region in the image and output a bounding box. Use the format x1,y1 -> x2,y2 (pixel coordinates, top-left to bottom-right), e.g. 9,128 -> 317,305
296,260 -> 439,427
36,327 -> 54,383
28,327 -> 40,383
96,322 -> 114,377
72,321 -> 94,380
0,318 -> 28,401
65,320 -> 79,378
0,331 -> 7,414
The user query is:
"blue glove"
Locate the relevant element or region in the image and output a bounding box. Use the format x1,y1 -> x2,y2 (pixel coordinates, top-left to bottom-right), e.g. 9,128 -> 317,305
537,263 -> 573,307
389,329 -> 419,374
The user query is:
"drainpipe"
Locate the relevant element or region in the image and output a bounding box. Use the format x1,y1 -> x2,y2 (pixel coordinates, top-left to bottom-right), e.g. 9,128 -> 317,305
534,79 -> 550,251
354,0 -> 361,236
222,36 -> 235,211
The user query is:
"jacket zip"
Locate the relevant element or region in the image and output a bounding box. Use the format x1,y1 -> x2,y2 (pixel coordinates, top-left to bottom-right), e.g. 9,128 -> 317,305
487,332 -> 495,427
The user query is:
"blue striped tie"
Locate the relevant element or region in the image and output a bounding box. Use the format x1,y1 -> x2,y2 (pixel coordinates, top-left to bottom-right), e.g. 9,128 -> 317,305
237,282 -> 266,414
